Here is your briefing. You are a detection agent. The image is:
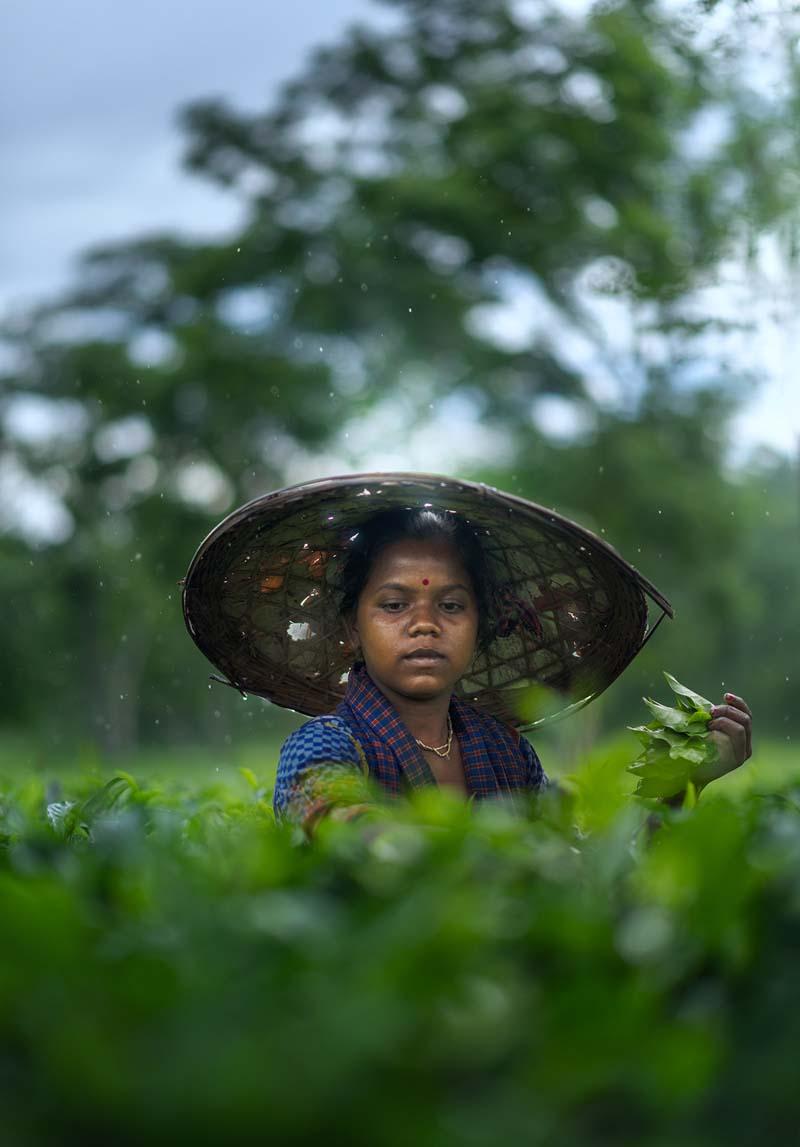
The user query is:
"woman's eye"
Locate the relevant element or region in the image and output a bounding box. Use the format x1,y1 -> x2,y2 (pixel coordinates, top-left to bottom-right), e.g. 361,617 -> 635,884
379,600 -> 465,613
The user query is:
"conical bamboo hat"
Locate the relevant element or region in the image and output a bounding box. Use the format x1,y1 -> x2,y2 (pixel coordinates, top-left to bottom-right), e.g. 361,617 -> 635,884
181,472 -> 673,729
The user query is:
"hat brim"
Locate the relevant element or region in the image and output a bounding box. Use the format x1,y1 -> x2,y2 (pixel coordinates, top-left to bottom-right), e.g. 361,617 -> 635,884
181,472 -> 673,729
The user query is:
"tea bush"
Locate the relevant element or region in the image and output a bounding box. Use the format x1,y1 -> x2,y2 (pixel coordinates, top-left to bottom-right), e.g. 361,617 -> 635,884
1,749 -> 799,1145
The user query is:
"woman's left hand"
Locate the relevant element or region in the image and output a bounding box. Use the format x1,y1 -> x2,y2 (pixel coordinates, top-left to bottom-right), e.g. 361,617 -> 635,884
698,692 -> 753,786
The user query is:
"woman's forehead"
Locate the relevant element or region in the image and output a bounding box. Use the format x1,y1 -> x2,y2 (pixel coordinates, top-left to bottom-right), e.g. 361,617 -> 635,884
367,537 -> 470,581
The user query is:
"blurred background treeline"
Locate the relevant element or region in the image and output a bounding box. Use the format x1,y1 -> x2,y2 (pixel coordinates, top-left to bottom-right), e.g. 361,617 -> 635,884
1,0 -> 798,772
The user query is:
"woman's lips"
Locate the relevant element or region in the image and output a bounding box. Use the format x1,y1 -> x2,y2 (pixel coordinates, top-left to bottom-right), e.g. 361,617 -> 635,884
403,652 -> 446,662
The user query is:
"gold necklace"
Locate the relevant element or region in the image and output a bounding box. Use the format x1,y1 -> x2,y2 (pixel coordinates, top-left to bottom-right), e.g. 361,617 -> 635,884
415,714 -> 454,758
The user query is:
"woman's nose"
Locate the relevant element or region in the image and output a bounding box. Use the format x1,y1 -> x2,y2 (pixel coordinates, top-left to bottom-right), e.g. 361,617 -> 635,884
408,604 -> 440,633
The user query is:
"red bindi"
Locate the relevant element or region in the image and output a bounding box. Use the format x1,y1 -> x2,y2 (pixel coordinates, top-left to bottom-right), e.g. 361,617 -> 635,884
421,578 -> 429,585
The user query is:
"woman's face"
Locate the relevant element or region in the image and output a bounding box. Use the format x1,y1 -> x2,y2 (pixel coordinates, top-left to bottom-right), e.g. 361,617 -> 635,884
349,537 -> 479,702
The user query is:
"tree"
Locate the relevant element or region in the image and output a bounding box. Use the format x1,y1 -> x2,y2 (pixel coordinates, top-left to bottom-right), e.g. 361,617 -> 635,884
476,377 -> 800,752
1,0 -> 798,751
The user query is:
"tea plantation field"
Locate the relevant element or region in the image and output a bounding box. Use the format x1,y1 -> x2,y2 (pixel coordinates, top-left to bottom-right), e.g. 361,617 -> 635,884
0,737 -> 798,1145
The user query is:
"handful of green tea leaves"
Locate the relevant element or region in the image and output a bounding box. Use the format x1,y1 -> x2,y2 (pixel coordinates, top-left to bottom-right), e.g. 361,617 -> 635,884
627,672 -> 719,800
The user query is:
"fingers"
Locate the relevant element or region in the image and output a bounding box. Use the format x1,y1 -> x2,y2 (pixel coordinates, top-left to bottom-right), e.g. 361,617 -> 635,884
710,693 -> 752,758
708,713 -> 751,764
700,729 -> 734,782
721,692 -> 752,719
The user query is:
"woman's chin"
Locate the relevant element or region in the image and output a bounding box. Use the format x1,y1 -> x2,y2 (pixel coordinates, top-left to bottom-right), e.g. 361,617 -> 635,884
395,669 -> 459,698
364,660 -> 463,699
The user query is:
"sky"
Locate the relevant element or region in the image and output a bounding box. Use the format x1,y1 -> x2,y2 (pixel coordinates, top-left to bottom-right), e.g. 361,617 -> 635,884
0,0 -> 383,311
2,0 -> 798,478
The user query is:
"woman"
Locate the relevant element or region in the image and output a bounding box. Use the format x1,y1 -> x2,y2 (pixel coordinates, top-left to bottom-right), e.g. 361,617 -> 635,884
274,504 -> 551,833
181,473 -> 752,838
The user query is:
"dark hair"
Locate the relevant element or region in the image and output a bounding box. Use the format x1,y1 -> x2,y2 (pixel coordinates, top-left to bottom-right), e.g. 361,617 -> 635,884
336,506 -> 495,657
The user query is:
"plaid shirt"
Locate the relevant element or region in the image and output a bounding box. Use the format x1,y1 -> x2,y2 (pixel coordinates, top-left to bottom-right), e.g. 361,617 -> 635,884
273,663 -> 549,835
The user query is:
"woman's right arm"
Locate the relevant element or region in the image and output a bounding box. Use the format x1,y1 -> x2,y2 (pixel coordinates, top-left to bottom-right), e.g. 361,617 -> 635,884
273,719 -> 385,839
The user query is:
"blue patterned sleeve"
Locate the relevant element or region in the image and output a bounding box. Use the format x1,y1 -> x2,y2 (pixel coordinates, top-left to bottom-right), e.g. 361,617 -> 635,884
273,717 -> 381,837
519,735 -> 550,793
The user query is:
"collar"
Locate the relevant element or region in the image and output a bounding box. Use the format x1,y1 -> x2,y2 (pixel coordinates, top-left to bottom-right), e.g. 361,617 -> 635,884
342,663 -> 499,799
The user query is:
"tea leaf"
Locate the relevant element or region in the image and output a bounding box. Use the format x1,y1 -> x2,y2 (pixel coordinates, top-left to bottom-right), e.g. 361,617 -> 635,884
629,672 -> 718,800
670,743 -> 708,765
78,776 -> 135,821
629,726 -> 690,750
642,699 -> 699,732
633,775 -> 688,799
663,672 -> 713,715
682,780 -> 698,810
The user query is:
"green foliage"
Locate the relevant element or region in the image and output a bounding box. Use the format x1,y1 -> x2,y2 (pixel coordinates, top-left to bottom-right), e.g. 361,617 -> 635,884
627,671 -> 718,799
479,392 -> 800,745
0,0 -> 798,756
1,751 -> 800,1143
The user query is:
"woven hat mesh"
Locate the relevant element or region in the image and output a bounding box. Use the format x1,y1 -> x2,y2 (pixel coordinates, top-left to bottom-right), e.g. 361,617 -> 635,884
182,473 -> 672,729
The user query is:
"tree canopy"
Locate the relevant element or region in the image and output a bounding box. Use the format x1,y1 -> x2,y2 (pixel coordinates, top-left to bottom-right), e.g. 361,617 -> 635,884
1,0 -> 797,754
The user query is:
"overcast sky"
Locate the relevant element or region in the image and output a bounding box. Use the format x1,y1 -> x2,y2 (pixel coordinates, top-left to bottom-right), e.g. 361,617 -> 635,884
1,0 -> 385,310
2,0 -> 798,467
